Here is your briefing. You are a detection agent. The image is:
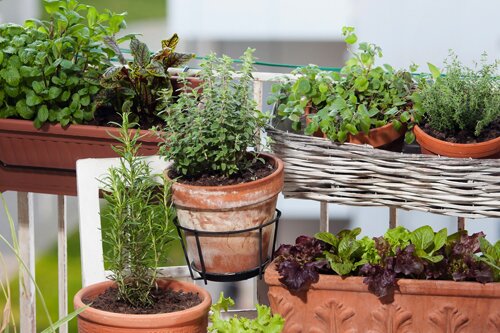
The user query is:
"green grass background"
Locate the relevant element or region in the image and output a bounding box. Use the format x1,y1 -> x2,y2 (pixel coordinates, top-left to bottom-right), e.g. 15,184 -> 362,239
40,0 -> 167,22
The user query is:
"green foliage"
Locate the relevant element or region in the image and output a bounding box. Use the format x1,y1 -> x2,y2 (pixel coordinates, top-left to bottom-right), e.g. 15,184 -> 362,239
0,0 -> 127,128
100,112 -> 177,307
209,292 -> 284,333
477,238 -> 500,280
415,53 -> 500,137
97,34 -> 194,126
315,228 -> 378,275
269,27 -> 418,143
160,48 -> 269,178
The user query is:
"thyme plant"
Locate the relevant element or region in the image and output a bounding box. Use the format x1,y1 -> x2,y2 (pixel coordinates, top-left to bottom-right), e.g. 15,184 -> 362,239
101,110 -> 176,307
160,48 -> 269,178
414,53 -> 500,138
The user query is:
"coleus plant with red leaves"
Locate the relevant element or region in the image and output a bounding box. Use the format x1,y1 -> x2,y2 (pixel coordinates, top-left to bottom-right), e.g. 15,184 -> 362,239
273,226 -> 499,298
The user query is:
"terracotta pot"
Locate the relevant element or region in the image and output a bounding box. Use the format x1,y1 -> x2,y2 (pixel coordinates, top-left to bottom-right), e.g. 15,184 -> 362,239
74,279 -> 211,333
0,118 -> 160,170
265,263 -> 500,333
304,106 -> 404,147
167,153 -> 284,274
414,124 -> 500,158
347,122 -> 405,148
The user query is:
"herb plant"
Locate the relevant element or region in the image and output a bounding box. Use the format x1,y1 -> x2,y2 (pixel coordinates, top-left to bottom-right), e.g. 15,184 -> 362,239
0,0 -> 127,128
209,292 -> 284,333
160,48 -> 269,178
100,111 -> 176,307
274,226 -> 498,299
414,53 -> 500,139
268,27 -> 418,143
97,34 -> 194,127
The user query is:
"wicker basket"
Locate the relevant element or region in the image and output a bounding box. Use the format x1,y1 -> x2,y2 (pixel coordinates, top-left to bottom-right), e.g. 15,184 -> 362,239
267,127 -> 500,219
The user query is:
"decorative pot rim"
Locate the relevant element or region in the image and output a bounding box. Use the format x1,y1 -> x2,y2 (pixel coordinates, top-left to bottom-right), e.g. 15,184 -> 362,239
0,118 -> 161,143
73,279 -> 212,328
165,152 -> 284,192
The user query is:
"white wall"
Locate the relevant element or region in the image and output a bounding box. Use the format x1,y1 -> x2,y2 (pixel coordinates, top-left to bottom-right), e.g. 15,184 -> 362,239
0,0 -> 39,24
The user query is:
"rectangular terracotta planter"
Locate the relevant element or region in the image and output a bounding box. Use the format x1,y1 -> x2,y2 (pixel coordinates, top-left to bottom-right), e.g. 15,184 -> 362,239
0,119 -> 160,194
265,263 -> 499,333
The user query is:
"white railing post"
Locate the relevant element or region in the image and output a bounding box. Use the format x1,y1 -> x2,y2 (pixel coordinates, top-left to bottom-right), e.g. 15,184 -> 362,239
17,192 -> 36,333
58,195 -> 68,333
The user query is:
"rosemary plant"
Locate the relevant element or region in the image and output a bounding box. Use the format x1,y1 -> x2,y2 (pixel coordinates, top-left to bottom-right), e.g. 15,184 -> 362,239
100,109 -> 176,307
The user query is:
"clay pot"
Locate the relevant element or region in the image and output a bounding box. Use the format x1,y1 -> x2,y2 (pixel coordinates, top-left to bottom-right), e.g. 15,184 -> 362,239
414,124 -> 500,158
167,153 -> 284,274
347,122 -> 405,148
74,279 -> 211,333
264,263 -> 500,333
304,106 -> 404,147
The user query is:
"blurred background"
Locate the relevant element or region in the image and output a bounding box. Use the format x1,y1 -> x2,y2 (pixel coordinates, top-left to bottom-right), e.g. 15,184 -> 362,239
1,0 -> 499,330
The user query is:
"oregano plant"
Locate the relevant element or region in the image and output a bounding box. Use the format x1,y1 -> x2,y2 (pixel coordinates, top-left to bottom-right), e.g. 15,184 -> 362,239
159,48 -> 269,178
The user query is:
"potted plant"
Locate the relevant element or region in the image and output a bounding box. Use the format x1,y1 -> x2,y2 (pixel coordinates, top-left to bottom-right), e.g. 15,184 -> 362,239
73,113 -> 211,332
413,53 -> 500,158
0,0 -> 195,195
264,226 -> 499,332
160,48 -> 284,276
268,27 -> 418,148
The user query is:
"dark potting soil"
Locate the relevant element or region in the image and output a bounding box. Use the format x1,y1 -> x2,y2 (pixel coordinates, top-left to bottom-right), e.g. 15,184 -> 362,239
86,106 -> 163,130
171,158 -> 276,186
421,118 -> 500,144
83,286 -> 202,315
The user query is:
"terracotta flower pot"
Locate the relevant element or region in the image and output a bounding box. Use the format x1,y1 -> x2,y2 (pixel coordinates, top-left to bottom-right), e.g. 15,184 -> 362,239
414,124 -> 500,158
264,263 -> 500,333
304,106 -> 404,147
167,153 -> 284,275
74,279 -> 211,333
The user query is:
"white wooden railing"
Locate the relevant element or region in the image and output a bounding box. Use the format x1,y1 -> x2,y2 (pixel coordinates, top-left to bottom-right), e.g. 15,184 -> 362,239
11,70 -> 479,332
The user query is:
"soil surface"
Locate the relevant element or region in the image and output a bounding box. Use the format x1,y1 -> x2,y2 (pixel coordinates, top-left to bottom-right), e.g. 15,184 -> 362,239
171,158 -> 276,186
84,286 -> 202,315
421,118 -> 500,144
87,107 -> 163,129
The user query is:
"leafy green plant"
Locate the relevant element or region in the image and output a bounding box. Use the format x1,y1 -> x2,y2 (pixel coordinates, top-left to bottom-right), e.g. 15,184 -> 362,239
100,111 -> 177,307
160,48 -> 269,178
0,0 -> 127,128
209,292 -> 284,333
269,27 -> 418,143
0,194 -> 85,332
97,34 -> 194,127
414,53 -> 500,139
275,226 -> 498,299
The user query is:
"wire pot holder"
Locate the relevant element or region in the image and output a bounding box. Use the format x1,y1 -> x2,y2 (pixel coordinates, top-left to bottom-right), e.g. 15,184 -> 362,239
174,209 -> 282,283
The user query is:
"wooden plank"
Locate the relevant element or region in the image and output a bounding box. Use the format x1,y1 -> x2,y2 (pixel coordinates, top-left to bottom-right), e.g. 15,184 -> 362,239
389,207 -> 397,229
320,201 -> 329,232
18,192 -> 36,333
457,217 -> 466,230
57,195 -> 68,333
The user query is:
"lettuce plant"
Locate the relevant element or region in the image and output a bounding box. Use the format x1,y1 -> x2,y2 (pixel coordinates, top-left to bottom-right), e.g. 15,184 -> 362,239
209,292 -> 284,333
274,226 -> 498,299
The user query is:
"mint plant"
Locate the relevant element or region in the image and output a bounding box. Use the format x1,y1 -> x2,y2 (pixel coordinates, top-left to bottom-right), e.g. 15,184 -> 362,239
274,226 -> 498,298
413,53 -> 500,139
100,111 -> 177,307
0,0 -> 126,128
160,48 -> 269,178
97,34 -> 194,127
269,27 -> 418,143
